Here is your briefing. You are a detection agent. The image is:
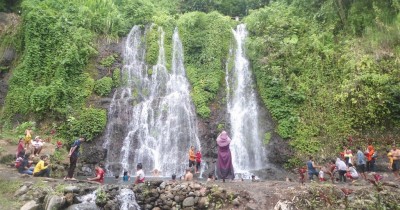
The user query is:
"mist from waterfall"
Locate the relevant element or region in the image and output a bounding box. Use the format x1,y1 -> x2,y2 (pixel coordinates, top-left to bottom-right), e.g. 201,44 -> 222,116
226,24 -> 267,173
103,26 -> 200,177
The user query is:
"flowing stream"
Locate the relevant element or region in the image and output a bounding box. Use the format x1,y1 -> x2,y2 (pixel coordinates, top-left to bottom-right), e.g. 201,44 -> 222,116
226,24 -> 267,176
103,26 -> 200,177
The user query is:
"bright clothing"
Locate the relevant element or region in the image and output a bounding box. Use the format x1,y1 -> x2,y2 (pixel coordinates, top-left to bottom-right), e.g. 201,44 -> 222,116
189,149 -> 196,161
216,131 -> 234,180
196,151 -> 202,163
135,169 -> 145,184
33,160 -> 48,174
366,145 -> 375,161
95,168 -> 105,184
388,152 -> 393,168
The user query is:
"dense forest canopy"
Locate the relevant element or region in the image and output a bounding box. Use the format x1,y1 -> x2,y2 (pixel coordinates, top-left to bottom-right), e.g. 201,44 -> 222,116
1,0 -> 399,166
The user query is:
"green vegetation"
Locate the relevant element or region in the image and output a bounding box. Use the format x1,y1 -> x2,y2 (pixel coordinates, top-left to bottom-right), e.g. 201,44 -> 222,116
245,1 -> 400,162
59,108 -> 107,142
94,77 -> 113,96
1,0 -> 400,166
178,12 -> 234,117
0,179 -> 22,210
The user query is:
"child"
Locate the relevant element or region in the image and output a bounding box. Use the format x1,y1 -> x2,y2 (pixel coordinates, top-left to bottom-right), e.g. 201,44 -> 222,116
123,171 -> 130,182
319,168 -> 326,181
298,167 -> 307,184
387,149 -> 393,170
134,163 -> 145,184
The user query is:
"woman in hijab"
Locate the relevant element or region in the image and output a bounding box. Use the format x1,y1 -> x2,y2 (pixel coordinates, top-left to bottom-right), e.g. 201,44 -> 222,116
216,131 -> 234,182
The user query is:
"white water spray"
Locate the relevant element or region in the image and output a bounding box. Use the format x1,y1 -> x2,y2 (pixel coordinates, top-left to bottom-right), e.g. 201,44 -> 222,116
226,24 -> 267,174
103,26 -> 200,177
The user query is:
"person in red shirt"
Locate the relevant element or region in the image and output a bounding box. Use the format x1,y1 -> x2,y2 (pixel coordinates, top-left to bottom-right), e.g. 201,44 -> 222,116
16,138 -> 25,158
195,149 -> 202,174
87,164 -> 105,184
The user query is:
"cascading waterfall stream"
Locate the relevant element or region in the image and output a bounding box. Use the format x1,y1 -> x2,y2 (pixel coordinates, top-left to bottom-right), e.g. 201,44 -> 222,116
103,26 -> 200,177
226,24 -> 267,176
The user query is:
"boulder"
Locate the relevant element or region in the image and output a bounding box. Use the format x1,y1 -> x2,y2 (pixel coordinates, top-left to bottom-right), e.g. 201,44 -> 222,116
45,194 -> 65,210
65,203 -> 99,210
20,200 -> 39,210
14,185 -> 29,197
182,197 -> 195,207
197,197 -> 209,209
64,186 -> 80,193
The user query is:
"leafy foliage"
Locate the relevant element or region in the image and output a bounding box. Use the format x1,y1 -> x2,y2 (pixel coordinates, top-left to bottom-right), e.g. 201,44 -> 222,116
178,12 -> 234,118
94,76 -> 113,96
245,1 -> 400,165
60,108 -> 107,142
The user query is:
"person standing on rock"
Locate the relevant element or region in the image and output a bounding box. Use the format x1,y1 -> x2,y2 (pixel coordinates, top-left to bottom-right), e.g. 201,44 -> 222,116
24,126 -> 33,150
189,146 -> 196,169
195,149 -> 202,174
65,136 -> 85,181
356,147 -> 367,180
216,131 -> 234,182
306,156 -> 320,181
390,144 -> 400,180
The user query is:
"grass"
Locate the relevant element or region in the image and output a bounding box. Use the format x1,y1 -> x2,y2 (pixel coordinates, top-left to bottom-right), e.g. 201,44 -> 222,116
0,179 -> 22,210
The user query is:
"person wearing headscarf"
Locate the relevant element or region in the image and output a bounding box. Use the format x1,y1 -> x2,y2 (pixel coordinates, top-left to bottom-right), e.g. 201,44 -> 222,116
216,131 -> 234,182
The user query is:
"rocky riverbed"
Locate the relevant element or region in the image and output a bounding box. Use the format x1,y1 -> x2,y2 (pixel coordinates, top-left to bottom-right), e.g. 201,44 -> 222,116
2,160 -> 400,210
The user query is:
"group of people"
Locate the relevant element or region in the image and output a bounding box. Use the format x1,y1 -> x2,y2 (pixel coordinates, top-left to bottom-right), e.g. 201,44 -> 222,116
15,128 -> 237,184
16,152 -> 51,177
17,127 -> 44,158
303,143 -> 400,184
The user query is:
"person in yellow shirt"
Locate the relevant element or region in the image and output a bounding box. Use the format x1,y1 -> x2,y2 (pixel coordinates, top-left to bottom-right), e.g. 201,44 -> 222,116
387,149 -> 393,170
33,155 -> 50,177
188,146 -> 196,168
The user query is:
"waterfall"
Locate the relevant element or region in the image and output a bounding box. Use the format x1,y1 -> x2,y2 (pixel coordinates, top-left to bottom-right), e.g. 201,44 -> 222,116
226,24 -> 267,174
118,188 -> 141,210
103,26 -> 200,177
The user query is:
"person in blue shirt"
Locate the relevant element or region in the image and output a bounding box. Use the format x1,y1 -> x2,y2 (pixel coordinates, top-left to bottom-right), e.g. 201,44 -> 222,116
123,171 -> 130,182
356,147 -> 367,179
307,156 -> 320,181
65,136 -> 85,180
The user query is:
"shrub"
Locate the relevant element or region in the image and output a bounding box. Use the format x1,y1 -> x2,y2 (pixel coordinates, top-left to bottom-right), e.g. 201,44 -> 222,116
62,108 -> 107,142
94,77 -> 113,96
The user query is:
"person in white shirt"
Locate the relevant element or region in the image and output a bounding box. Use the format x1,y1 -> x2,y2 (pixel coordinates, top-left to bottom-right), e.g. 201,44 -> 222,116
336,158 -> 347,183
345,163 -> 359,182
134,163 -> 145,184
32,136 -> 43,156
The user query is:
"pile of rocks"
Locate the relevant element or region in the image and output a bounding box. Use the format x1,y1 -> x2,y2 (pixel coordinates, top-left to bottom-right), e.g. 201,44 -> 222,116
17,179 -> 251,210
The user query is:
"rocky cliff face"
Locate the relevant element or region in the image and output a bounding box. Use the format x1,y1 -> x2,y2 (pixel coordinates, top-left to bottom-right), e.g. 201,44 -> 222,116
80,35 -> 291,178
0,12 -> 20,109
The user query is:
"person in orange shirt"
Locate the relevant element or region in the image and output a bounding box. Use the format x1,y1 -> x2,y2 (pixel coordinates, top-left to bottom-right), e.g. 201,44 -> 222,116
188,146 -> 196,169
365,143 -> 375,172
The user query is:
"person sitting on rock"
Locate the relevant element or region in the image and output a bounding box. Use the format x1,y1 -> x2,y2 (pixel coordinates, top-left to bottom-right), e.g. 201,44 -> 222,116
345,163 -> 359,183
33,155 -> 50,177
184,168 -> 193,181
134,163 -> 145,184
18,153 -> 34,175
207,173 -> 215,182
32,136 -> 43,156
87,164 -> 105,184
